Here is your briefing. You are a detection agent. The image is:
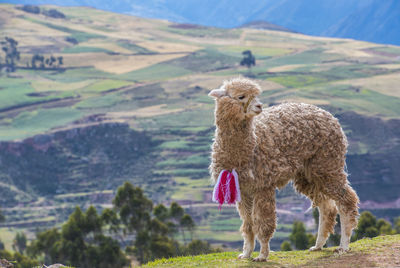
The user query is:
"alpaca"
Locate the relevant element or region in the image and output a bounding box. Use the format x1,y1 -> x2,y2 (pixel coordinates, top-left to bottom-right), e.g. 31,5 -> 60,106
208,78 -> 359,262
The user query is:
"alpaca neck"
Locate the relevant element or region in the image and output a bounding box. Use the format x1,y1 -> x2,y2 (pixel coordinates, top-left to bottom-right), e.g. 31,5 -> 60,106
214,115 -> 256,170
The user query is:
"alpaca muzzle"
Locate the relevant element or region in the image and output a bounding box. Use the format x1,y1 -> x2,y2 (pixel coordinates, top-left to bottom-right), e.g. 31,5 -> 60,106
243,96 -> 255,113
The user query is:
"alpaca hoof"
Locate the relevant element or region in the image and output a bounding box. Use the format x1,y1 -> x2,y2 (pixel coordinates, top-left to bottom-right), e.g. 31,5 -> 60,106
334,247 -> 350,254
309,246 -> 322,252
237,253 -> 251,259
253,255 -> 267,262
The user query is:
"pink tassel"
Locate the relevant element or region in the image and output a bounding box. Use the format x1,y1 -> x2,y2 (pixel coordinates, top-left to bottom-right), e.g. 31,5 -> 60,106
212,169 -> 241,209
232,169 -> 241,202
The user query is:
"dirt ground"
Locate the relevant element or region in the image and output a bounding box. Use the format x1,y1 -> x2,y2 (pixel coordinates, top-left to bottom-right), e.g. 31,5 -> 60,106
301,242 -> 400,268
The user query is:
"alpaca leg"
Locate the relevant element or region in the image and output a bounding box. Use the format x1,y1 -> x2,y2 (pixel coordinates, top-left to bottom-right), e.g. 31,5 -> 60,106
322,176 -> 359,253
309,199 -> 338,251
252,190 -> 276,262
335,185 -> 359,253
237,194 -> 255,259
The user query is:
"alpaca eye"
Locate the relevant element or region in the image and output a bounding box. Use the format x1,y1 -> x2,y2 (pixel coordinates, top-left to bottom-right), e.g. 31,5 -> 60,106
238,95 -> 245,100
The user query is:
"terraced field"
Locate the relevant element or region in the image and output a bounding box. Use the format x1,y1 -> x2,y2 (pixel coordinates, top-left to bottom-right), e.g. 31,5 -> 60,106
0,3 -> 399,251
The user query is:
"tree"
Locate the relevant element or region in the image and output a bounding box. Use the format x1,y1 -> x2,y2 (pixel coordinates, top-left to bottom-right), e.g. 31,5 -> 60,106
30,54 -> 63,70
27,182 -> 210,266
131,219 -> 175,263
13,232 -> 27,254
280,240 -> 292,251
289,221 -> 309,250
170,202 -> 184,220
394,217 -> 400,234
112,182 -> 181,263
18,5 -> 40,14
364,226 -> 379,238
43,9 -> 66,19
240,50 -> 256,69
28,206 -> 128,268
31,54 -> 44,69
45,55 -> 57,68
131,231 -> 151,263
184,239 -> 219,255
27,228 -> 61,265
100,208 -> 120,234
0,250 -> 39,268
312,208 -> 319,225
307,233 -> 316,248
354,211 -> 377,240
180,214 -> 195,243
154,204 -> 169,222
376,219 -> 394,235
0,210 -> 4,223
113,182 -> 153,234
57,56 -> 63,68
169,202 -> 184,234
1,37 -> 20,72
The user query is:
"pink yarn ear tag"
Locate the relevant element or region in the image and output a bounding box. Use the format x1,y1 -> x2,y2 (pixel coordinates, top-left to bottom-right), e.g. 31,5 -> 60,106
212,169 -> 241,209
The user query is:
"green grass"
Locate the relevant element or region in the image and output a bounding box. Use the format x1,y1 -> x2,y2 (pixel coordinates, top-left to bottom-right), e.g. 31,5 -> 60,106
139,108 -> 214,130
117,41 -> 154,54
264,48 -> 341,68
143,235 -> 400,267
219,46 -> 292,59
41,67 -> 117,83
55,190 -> 112,199
267,74 -> 329,88
164,26 -> 241,39
0,107 -> 83,141
371,46 -> 400,55
170,176 -> 211,199
167,48 -> 240,72
320,64 -> 386,80
0,74 -> 76,111
210,218 -> 242,232
62,46 -> 114,53
117,63 -> 192,82
75,93 -> 125,109
157,154 -> 208,168
80,79 -> 133,93
0,228 -> 16,251
0,77 -> 36,109
161,168 -> 207,178
302,84 -> 400,117
25,17 -> 105,42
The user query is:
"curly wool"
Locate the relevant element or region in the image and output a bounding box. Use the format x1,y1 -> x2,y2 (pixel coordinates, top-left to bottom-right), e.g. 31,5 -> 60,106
209,77 -> 359,261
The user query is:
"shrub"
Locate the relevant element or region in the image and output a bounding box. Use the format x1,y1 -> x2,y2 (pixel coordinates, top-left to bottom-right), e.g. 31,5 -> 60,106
43,9 -> 66,19
280,241 -> 292,251
17,5 -> 40,14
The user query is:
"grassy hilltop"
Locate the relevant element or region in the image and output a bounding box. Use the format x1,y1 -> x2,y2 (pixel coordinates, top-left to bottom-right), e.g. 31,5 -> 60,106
0,3 -> 399,251
144,235 -> 400,268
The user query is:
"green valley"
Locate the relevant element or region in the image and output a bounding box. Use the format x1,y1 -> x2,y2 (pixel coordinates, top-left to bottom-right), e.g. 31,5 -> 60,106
0,3 -> 399,253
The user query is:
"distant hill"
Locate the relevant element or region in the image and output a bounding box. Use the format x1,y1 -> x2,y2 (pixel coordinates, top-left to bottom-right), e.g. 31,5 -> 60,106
0,3 -> 399,251
4,0 -> 400,45
323,1 -> 400,45
240,20 -> 296,33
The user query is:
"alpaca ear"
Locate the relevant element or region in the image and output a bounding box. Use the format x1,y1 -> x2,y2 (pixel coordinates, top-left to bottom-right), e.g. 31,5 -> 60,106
208,89 -> 226,98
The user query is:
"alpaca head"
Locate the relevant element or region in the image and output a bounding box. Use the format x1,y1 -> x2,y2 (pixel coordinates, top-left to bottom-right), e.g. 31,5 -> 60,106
209,78 -> 263,122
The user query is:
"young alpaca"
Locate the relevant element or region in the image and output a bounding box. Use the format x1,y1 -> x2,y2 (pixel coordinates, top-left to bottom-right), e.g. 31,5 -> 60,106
209,78 -> 359,261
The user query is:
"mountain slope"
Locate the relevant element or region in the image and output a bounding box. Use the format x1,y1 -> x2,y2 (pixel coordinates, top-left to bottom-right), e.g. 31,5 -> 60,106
323,0 -> 400,45
4,0 -> 400,45
0,3 -> 399,250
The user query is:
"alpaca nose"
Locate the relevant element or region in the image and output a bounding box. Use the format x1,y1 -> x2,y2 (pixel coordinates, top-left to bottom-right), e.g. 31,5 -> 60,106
256,104 -> 262,110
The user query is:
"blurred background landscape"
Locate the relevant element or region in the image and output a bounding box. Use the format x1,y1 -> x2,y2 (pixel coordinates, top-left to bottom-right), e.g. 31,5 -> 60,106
0,0 -> 399,266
